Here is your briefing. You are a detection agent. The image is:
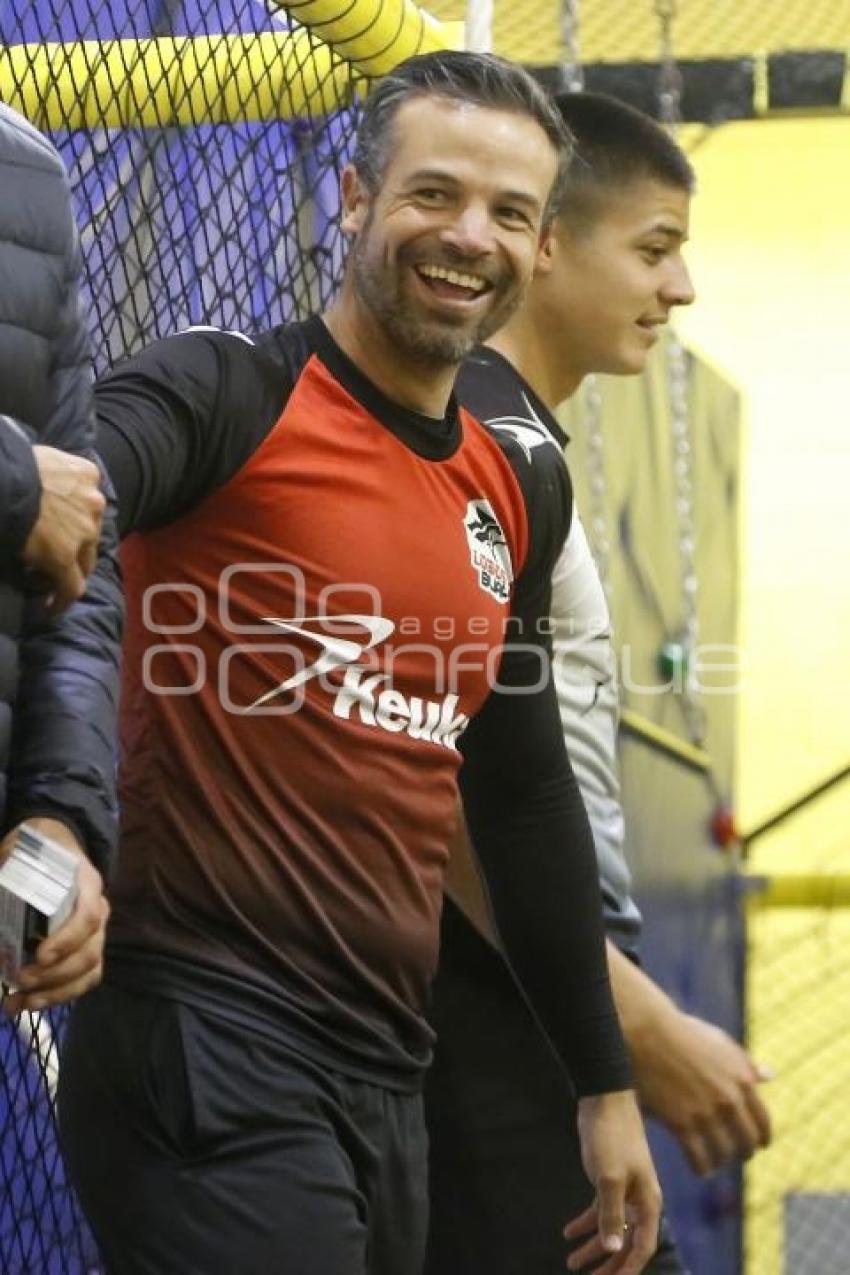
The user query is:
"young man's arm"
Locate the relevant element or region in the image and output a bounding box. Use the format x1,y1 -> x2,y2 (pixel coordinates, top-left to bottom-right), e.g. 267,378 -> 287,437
550,515 -> 642,948
608,944 -> 772,1174
444,807 -> 772,1179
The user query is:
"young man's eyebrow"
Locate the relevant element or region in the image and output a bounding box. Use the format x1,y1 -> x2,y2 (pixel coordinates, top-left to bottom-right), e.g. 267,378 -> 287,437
642,221 -> 688,242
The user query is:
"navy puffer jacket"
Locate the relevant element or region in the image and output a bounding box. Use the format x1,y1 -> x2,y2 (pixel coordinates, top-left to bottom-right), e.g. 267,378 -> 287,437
0,103 -> 121,873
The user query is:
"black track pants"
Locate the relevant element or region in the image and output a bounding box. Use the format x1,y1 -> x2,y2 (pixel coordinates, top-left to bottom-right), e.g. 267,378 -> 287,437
59,983 -> 428,1275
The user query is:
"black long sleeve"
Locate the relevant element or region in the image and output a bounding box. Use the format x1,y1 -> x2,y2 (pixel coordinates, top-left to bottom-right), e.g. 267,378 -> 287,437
459,652 -> 632,1096
95,328 -> 302,537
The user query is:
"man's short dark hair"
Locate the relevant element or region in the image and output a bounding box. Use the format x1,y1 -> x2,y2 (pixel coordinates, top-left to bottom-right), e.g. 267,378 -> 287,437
554,91 -> 695,229
353,50 -> 573,225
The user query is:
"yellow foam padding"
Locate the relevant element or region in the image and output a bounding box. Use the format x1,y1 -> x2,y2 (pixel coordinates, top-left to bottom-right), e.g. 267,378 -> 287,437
1,10 -> 464,131
280,0 -> 454,75
1,32 -> 364,130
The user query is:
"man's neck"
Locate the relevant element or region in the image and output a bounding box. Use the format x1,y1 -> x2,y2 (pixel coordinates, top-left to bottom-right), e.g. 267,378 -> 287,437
324,292 -> 457,421
485,303 -> 583,410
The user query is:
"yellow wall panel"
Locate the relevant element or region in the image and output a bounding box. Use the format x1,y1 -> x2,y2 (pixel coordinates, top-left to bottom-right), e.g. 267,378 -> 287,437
673,118 -> 850,1274
673,117 -> 850,836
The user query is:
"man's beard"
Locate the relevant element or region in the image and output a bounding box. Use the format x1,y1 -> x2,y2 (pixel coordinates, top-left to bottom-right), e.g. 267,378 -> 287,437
349,237 -> 522,368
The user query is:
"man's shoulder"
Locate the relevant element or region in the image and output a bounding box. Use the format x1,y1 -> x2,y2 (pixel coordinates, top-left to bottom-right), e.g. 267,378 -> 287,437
151,318 -> 313,365
457,347 -> 568,471
457,346 -> 528,423
98,320 -> 315,399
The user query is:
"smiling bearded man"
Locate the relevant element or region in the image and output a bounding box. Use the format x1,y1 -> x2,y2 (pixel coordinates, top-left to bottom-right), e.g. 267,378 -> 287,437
61,54 -> 660,1275
345,99 -> 534,366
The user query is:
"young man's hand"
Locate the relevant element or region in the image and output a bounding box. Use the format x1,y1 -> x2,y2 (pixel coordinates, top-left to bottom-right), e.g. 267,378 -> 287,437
23,446 -> 105,613
634,1006 -> 772,1175
564,1089 -> 662,1274
1,817 -> 109,1015
607,941 -> 772,1175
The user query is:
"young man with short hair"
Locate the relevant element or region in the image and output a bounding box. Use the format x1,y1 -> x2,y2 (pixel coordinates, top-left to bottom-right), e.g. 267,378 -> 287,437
427,91 -> 770,1275
61,58 -> 659,1275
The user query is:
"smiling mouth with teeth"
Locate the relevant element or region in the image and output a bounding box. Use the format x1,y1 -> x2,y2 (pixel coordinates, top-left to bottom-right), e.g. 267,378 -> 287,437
415,263 -> 491,298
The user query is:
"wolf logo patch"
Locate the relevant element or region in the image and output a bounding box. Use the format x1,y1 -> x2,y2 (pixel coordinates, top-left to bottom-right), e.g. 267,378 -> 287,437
463,500 -> 512,604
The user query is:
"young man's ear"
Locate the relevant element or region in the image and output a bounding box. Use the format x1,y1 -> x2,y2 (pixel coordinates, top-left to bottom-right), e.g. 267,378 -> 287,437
340,165 -> 371,236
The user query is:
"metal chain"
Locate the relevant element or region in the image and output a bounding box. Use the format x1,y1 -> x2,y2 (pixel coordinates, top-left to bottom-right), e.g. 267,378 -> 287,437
579,2 -> 703,743
560,0 -> 584,92
582,374 -> 611,600
667,335 -> 705,742
654,0 -> 705,742
654,0 -> 683,130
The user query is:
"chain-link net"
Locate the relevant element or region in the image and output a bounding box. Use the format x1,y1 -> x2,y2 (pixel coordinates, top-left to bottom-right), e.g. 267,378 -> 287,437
430,0 -> 850,66
0,1006 -> 96,1271
2,2 -> 372,378
744,781 -> 850,1275
435,0 -> 850,120
0,0 -> 449,1266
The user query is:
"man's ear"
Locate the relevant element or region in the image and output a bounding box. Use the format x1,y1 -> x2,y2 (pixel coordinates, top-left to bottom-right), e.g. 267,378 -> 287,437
340,164 -> 370,236
533,225 -> 557,278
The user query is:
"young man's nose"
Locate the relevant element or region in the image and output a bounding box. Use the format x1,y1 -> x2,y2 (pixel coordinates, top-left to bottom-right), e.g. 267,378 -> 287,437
663,257 -> 696,308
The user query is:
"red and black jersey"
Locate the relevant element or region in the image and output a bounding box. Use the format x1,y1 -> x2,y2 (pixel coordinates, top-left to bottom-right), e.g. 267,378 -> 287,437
96,317 -> 630,1093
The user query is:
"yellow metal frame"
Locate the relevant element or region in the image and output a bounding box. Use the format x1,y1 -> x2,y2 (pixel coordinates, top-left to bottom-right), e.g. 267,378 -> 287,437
619,706 -> 712,773
746,873 -> 850,909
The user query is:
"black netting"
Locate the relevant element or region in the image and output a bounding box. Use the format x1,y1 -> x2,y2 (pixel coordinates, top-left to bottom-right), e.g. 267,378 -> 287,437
2,2 -> 368,1266
0,1008 -> 98,1271
2,0 -> 364,376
